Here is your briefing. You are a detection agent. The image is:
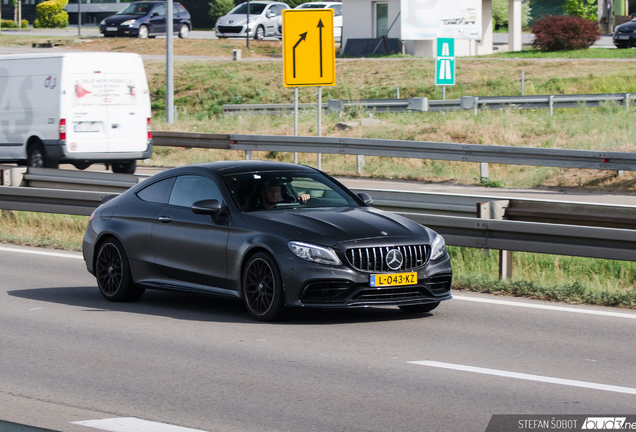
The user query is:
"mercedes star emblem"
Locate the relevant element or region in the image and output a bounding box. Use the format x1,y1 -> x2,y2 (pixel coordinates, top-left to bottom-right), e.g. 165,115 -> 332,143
386,249 -> 403,271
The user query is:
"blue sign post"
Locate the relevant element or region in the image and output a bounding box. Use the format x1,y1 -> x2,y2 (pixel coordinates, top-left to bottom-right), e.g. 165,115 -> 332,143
435,38 -> 456,86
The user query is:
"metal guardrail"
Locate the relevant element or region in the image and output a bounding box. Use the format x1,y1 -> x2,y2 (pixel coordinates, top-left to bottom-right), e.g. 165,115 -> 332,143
222,93 -> 633,115
2,185 -> 636,263
152,131 -> 636,173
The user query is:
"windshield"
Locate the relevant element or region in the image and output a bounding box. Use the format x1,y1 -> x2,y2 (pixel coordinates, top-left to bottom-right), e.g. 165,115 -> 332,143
223,171 -> 359,212
230,3 -> 268,15
297,3 -> 327,8
117,2 -> 155,15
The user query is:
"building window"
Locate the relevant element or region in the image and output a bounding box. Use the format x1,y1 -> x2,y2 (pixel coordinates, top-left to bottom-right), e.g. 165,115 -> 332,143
374,2 -> 388,38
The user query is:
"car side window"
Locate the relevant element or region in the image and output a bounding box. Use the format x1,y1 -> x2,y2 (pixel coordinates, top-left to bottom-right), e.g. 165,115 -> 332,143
173,4 -> 181,14
271,5 -> 282,15
136,177 -> 176,204
330,4 -> 342,16
169,175 -> 223,208
152,4 -> 165,16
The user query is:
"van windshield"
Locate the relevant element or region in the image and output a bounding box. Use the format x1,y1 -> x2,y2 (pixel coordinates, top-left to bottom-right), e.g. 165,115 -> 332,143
117,3 -> 155,15
230,3 -> 267,15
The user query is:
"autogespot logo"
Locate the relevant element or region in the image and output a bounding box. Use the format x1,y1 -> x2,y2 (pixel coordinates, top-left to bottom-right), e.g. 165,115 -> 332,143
582,418 -> 629,430
385,249 -> 403,271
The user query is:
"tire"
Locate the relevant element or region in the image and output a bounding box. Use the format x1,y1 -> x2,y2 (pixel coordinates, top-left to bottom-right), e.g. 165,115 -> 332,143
138,25 -> 149,39
95,238 -> 145,302
399,302 -> 440,313
27,143 -> 58,169
178,23 -> 190,39
111,160 -> 136,174
73,161 -> 91,170
242,252 -> 286,321
254,25 -> 265,41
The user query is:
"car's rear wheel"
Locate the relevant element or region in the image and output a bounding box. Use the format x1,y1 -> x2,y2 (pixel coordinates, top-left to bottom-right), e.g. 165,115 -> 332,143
95,238 -> 145,302
399,302 -> 440,313
242,252 -> 286,321
254,25 -> 265,40
111,160 -> 136,174
138,25 -> 149,39
178,23 -> 190,39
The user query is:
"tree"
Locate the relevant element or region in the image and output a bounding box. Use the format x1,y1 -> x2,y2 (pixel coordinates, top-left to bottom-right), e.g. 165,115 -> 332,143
492,0 -> 532,29
208,0 -> 234,26
562,0 -> 597,21
532,14 -> 600,51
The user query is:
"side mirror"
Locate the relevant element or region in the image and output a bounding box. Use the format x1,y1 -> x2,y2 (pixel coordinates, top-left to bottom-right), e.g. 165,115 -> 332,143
192,199 -> 224,221
266,11 -> 275,18
357,193 -> 373,205
151,12 -> 159,17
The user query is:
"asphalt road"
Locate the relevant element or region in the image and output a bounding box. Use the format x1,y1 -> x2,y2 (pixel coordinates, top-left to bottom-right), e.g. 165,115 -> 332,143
1,244 -> 635,432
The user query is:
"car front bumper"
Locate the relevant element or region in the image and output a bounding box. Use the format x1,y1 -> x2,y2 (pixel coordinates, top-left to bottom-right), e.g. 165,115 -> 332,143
100,25 -> 140,37
276,250 -> 453,309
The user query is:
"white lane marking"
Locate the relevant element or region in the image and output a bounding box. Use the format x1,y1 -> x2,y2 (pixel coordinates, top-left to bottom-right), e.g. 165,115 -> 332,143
453,294 -> 636,320
72,417 -> 211,432
0,246 -> 82,260
408,361 -> 636,396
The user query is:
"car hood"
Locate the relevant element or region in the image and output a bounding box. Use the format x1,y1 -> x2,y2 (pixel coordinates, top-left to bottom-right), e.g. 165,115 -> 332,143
617,21 -> 636,32
218,14 -> 255,25
240,206 -> 430,247
104,14 -> 143,25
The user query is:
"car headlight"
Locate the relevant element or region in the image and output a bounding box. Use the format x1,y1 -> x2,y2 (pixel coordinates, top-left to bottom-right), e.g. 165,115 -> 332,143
100,19 -> 106,26
289,241 -> 341,266
430,234 -> 447,261
121,19 -> 135,26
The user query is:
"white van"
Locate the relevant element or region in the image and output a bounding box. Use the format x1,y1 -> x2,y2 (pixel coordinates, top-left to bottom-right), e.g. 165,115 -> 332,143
0,52 -> 152,174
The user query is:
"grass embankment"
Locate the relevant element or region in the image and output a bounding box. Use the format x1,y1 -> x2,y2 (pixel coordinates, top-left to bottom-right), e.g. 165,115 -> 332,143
0,41 -> 635,308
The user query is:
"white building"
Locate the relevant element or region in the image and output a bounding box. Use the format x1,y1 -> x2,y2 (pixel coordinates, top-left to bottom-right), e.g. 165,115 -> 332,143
341,0 -> 524,57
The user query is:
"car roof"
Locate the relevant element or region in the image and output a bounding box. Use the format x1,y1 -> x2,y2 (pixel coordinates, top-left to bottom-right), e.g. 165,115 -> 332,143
157,161 -> 318,177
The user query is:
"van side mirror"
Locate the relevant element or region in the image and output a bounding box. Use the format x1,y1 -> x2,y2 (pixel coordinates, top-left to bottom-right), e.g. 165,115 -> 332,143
192,199 -> 224,221
151,12 -> 159,17
357,193 -> 373,205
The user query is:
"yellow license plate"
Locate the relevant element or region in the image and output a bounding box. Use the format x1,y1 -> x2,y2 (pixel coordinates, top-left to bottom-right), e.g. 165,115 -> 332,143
370,272 -> 417,287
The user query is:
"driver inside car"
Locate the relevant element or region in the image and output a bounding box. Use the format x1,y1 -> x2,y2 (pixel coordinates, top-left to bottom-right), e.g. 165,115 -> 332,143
258,184 -> 310,209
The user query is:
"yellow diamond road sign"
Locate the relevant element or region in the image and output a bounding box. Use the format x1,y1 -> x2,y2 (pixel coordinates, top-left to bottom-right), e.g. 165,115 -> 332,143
282,9 -> 335,87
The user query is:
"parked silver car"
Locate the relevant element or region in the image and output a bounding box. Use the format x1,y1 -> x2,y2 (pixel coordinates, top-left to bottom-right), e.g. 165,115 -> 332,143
215,1 -> 289,40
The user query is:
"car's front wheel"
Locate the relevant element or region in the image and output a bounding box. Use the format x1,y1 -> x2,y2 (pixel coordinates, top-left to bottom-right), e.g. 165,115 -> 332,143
178,23 -> 190,39
95,238 -> 145,302
138,25 -> 149,39
399,302 -> 440,313
242,252 -> 286,321
254,25 -> 265,40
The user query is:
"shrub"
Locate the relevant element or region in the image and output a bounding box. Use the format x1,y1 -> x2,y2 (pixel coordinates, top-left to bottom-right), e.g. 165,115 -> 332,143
532,15 -> 600,51
35,0 -> 69,28
21,19 -> 28,28
33,19 -> 40,28
1,19 -> 16,28
208,0 -> 235,25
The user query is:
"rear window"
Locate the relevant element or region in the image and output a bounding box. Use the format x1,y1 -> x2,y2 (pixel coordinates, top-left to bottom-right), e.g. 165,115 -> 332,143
136,177 -> 176,204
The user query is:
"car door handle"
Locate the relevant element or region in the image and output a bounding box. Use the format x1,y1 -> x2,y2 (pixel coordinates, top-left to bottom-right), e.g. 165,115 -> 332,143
158,216 -> 172,223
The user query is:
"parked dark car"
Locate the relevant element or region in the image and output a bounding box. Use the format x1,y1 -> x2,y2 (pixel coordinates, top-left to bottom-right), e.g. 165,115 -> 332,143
99,1 -> 191,39
83,161 -> 452,321
613,18 -> 636,48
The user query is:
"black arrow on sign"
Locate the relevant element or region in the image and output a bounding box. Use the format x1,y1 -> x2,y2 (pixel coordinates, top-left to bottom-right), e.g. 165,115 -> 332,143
293,32 -> 308,78
317,19 -> 324,77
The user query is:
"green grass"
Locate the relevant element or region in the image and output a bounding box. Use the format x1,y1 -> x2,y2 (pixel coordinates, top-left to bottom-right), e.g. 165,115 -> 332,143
488,47 -> 636,59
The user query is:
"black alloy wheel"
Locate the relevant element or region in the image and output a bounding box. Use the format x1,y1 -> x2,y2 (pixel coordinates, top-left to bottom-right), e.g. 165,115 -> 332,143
95,238 -> 145,302
27,142 -> 58,169
242,252 -> 285,321
398,302 -> 440,313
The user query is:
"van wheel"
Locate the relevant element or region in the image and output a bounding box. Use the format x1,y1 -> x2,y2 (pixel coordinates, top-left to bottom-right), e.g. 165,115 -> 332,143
112,160 -> 136,174
28,143 -> 58,169
138,25 -> 149,39
73,161 -> 92,170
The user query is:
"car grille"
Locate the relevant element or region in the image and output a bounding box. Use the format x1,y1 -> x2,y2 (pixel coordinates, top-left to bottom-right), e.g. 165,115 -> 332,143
353,286 -> 424,301
218,26 -> 243,33
345,245 -> 428,273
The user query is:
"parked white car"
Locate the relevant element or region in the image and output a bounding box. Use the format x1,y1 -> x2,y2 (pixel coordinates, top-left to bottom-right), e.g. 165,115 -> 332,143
293,1 -> 342,41
215,1 -> 289,40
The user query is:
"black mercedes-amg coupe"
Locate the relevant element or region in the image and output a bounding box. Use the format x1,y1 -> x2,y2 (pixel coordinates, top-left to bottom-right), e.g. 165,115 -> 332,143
83,161 -> 452,321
